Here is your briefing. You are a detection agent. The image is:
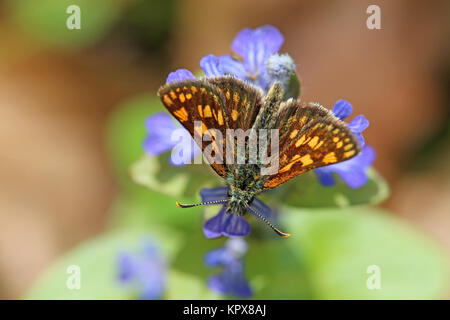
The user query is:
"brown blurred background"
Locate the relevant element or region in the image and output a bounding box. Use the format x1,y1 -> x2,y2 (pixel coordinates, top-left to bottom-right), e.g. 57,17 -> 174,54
0,0 -> 449,298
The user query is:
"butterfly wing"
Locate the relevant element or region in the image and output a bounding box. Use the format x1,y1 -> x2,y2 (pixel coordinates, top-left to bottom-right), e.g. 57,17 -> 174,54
158,79 -> 230,177
207,77 -> 266,188
263,101 -> 361,190
207,76 -> 263,131
275,100 -> 330,152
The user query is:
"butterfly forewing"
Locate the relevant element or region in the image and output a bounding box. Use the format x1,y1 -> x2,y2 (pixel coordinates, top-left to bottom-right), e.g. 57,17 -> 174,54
158,79 -> 229,177
264,114 -> 361,190
208,77 -> 263,131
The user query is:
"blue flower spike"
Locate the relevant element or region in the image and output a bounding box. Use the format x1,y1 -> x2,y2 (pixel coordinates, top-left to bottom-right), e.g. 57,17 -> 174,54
144,25 -> 299,165
117,238 -> 166,300
197,186 -> 288,239
200,25 -> 293,93
143,111 -> 201,166
205,238 -> 253,298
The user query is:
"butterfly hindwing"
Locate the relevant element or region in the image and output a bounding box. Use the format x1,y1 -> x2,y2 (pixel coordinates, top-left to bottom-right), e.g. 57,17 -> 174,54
275,101 -> 330,154
263,108 -> 361,190
158,79 -> 229,177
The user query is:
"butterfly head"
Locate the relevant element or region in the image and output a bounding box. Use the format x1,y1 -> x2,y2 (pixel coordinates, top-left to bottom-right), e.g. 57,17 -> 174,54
175,186 -> 290,238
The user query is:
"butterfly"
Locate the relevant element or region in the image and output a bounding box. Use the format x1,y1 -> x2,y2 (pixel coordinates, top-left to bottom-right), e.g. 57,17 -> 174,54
157,77 -> 361,237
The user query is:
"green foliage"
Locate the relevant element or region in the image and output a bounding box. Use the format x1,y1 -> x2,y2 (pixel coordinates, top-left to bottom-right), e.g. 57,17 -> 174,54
26,88 -> 449,300
246,239 -> 311,299
25,228 -> 181,299
7,0 -> 120,49
130,155 -> 221,199
109,189 -> 203,233
282,206 -> 450,299
106,94 -> 162,182
277,168 -> 389,208
166,270 -> 219,300
284,71 -> 301,100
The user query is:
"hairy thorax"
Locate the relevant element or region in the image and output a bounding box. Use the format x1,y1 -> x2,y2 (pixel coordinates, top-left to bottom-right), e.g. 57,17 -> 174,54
226,185 -> 255,216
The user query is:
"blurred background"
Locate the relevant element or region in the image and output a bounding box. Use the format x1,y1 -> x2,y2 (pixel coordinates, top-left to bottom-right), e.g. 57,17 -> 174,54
0,0 -> 449,299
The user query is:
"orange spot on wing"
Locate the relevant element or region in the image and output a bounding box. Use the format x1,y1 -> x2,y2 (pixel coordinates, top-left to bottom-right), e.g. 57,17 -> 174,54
231,109 -> 238,121
163,94 -> 173,106
233,92 -> 240,103
217,110 -> 224,125
300,154 -> 313,166
308,136 -> 320,148
204,105 -> 212,117
344,150 -> 356,158
173,107 -> 188,122
323,152 -> 337,164
344,143 -> 353,151
289,129 -> 298,139
295,135 -> 306,147
313,140 -> 324,150
279,154 -> 313,173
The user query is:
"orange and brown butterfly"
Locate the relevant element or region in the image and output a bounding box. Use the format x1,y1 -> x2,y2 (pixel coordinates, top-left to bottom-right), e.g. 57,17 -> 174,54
157,76 -> 361,237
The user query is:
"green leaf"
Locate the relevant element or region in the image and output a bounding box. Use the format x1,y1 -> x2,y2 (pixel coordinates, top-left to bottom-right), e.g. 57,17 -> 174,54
129,155 -> 220,199
106,94 -> 162,181
283,71 -> 300,100
282,206 -> 450,299
8,0 -> 119,49
109,189 -> 204,232
246,239 -> 312,299
25,227 -> 181,299
278,168 -> 390,208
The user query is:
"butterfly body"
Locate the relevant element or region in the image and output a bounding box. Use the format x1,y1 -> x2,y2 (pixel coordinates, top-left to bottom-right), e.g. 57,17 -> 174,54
226,185 -> 255,216
223,82 -> 287,216
158,76 -> 361,236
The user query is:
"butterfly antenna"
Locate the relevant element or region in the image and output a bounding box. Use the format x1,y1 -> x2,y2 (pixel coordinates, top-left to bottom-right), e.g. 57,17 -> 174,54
246,204 -> 291,238
175,199 -> 228,208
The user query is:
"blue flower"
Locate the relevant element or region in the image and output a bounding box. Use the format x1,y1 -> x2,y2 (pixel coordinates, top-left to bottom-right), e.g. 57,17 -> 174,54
200,25 -> 294,92
332,99 -> 369,146
166,68 -> 196,83
143,112 -> 200,166
166,26 -> 290,92
205,238 -> 252,298
146,26 -> 295,164
201,186 -> 273,238
314,100 -> 375,188
143,69 -> 203,166
117,238 -> 166,300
